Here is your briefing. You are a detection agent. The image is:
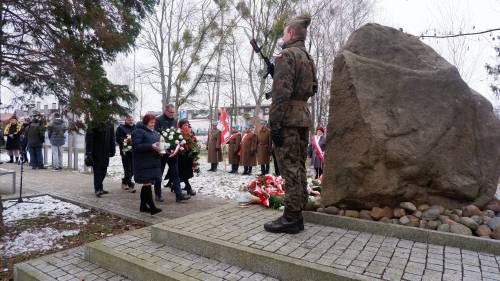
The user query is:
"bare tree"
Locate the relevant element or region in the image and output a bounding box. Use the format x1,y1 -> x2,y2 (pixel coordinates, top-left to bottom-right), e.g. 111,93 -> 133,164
235,0 -> 296,124
140,0 -> 221,109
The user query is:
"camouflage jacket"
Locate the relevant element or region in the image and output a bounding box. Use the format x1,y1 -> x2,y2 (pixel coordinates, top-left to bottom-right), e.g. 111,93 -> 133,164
269,39 -> 317,130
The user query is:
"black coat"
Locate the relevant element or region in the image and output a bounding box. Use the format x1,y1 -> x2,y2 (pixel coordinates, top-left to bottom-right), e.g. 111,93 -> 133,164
116,123 -> 135,153
132,123 -> 161,184
5,123 -> 21,150
26,122 -> 45,148
85,124 -> 116,168
179,154 -> 194,181
155,114 -> 177,133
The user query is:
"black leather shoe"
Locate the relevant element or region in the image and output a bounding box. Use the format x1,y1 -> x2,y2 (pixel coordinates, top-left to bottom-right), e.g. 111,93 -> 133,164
101,190 -> 109,194
264,216 -> 301,234
95,191 -> 102,198
150,207 -> 162,215
140,205 -> 151,213
176,194 -> 191,203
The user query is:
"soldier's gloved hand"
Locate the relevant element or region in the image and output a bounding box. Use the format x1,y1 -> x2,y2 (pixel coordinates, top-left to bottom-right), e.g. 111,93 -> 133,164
271,128 -> 284,147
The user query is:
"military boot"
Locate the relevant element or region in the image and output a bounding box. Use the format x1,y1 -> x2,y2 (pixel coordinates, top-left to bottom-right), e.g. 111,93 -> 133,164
264,216 -> 301,234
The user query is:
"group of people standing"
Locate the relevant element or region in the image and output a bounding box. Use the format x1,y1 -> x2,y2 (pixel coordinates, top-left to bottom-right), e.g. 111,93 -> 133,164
1,113 -> 67,170
207,122 -> 274,176
85,104 -> 195,215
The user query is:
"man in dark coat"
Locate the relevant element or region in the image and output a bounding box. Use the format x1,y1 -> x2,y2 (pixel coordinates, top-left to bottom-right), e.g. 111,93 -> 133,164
85,122 -> 116,197
26,116 -> 46,169
154,104 -> 190,203
116,116 -> 136,192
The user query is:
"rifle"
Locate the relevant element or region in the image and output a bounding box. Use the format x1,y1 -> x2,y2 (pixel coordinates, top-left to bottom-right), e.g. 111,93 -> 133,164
250,39 -> 274,100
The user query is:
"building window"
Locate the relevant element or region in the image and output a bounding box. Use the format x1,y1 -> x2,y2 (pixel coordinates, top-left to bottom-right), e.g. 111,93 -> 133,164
44,105 -> 48,111
52,103 -> 57,109
36,102 -> 41,109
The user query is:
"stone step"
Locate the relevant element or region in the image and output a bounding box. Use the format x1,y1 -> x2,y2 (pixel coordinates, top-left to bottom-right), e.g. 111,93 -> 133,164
151,206 -> 378,281
84,227 -> 279,281
14,246 -> 133,281
151,206 -> 500,281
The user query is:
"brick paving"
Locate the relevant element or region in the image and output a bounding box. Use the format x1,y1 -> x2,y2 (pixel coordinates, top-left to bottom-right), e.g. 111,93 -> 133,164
0,162 -> 228,224
99,227 -> 279,281
20,247 -> 132,281
164,206 -> 500,281
19,227 -> 280,281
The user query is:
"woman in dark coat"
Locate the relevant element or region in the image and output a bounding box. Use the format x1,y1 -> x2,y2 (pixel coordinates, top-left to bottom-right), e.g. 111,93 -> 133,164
4,116 -> 22,163
308,127 -> 326,179
132,113 -> 163,215
178,119 -> 196,196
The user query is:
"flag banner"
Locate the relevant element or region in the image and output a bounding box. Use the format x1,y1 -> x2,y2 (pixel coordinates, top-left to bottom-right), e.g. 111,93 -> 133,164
219,108 -> 231,144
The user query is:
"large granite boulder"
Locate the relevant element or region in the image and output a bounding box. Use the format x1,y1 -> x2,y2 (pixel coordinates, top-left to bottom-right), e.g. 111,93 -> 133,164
321,23 -> 500,210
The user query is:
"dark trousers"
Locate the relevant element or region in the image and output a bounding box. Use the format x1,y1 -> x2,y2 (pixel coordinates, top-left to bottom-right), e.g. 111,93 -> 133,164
243,166 -> 253,174
155,154 -> 183,199
230,164 -> 239,172
315,168 -> 323,179
28,147 -> 43,168
93,164 -> 108,193
121,152 -> 134,187
260,164 -> 270,175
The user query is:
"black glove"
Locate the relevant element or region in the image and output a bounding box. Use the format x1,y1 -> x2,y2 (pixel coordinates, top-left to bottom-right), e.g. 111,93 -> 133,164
84,153 -> 93,167
271,128 -> 284,147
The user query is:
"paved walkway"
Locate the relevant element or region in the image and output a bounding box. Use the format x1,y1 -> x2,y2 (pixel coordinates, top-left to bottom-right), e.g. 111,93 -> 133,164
0,162 -> 228,224
158,206 -> 500,281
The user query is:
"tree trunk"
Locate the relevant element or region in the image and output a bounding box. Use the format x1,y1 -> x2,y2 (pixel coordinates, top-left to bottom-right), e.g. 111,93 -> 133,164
160,54 -> 167,108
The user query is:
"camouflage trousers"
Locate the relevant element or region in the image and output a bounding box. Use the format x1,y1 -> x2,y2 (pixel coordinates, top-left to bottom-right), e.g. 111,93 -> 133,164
275,127 -> 309,219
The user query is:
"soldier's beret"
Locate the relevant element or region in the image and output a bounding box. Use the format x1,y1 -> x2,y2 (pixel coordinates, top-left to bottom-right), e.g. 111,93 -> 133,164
285,15 -> 312,29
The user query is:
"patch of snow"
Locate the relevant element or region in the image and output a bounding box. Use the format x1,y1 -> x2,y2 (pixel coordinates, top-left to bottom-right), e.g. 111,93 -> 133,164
2,195 -> 89,224
2,227 -> 80,257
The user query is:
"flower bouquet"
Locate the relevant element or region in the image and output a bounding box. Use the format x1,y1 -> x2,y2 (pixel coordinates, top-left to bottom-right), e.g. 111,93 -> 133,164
181,130 -> 201,174
122,134 -> 132,153
241,175 -> 286,209
160,127 -> 186,157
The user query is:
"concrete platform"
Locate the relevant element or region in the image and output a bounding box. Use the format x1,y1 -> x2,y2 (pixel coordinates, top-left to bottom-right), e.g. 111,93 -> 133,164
151,206 -> 500,281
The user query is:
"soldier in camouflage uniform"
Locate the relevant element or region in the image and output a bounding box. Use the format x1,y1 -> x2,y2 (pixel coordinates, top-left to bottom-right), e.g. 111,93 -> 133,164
264,15 -> 317,234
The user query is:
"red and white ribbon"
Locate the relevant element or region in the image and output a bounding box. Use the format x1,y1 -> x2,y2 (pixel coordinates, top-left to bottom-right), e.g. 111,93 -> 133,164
312,136 -> 324,162
169,144 -> 181,158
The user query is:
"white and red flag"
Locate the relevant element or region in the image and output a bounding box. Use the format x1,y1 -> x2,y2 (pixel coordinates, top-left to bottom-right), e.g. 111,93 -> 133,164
219,107 -> 231,144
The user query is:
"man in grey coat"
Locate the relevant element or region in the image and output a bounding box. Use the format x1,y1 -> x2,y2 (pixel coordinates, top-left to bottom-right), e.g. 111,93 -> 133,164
47,113 -> 67,170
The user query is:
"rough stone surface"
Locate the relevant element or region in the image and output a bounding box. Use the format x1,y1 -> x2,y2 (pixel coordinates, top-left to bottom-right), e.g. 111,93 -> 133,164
459,217 -> 479,230
324,206 -> 339,215
450,224 -> 473,236
400,202 -> 417,212
417,205 -> 430,212
422,208 -> 441,220
393,208 -> 406,218
476,225 -> 493,237
462,205 -> 482,217
488,217 -> 500,230
359,210 -> 373,220
426,220 -> 440,230
492,226 -> 500,240
344,210 -> 360,218
371,207 -> 393,220
321,23 -> 500,210
437,224 -> 450,232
